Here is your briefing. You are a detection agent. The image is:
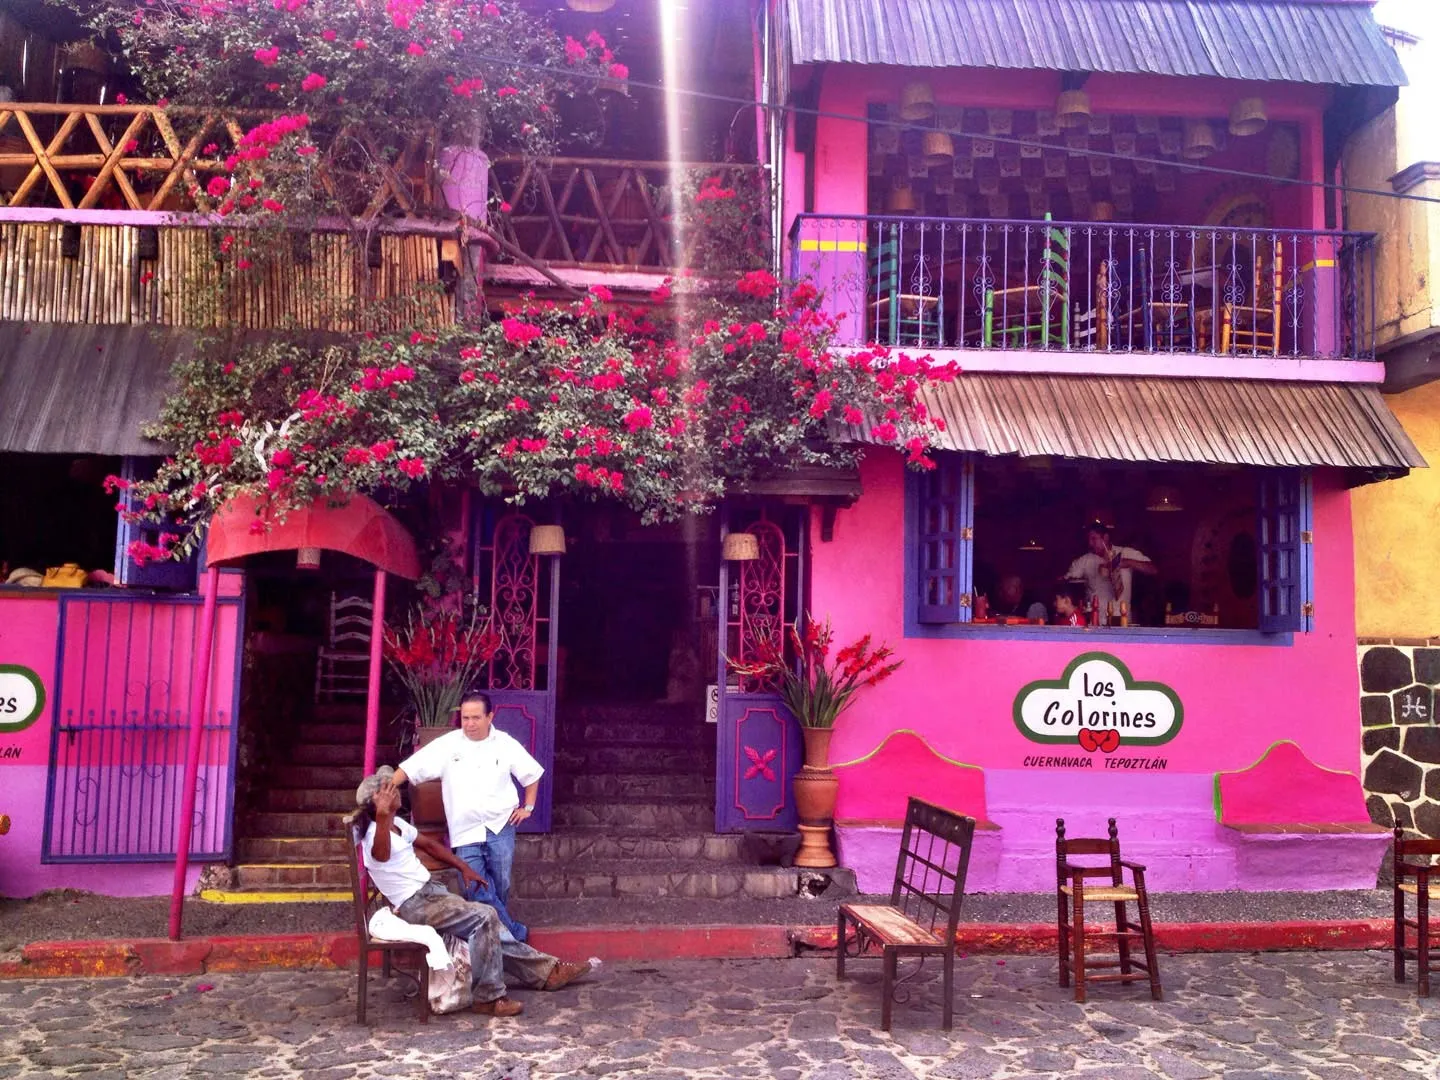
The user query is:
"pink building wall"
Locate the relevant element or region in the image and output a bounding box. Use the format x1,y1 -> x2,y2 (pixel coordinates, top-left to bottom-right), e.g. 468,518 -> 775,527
811,450 -> 1383,892
0,584 -> 242,899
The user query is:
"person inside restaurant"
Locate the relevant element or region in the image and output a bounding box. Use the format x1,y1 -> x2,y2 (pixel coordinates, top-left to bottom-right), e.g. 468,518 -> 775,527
1063,519 -> 1158,625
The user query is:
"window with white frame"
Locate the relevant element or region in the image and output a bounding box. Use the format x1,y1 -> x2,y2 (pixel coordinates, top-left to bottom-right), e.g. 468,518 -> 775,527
911,454 -> 1312,634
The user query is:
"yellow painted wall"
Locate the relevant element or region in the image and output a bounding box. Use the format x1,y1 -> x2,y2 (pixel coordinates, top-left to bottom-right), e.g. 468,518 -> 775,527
1353,379 -> 1440,639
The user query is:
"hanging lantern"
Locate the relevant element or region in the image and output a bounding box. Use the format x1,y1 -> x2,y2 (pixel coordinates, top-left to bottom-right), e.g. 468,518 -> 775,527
528,525 -> 567,556
1090,200 -> 1115,222
296,546 -> 322,570
900,81 -> 936,121
886,183 -> 918,214
1228,97 -> 1268,137
1183,120 -> 1217,160
566,0 -> 617,11
1018,538 -> 1045,552
1146,486 -> 1184,512
1056,89 -> 1091,129
921,130 -> 955,167
722,533 -> 760,561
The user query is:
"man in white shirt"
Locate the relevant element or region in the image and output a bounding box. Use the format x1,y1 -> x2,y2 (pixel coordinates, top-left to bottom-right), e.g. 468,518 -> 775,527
387,692 -> 542,942
356,767 -> 590,1017
1064,520 -> 1157,625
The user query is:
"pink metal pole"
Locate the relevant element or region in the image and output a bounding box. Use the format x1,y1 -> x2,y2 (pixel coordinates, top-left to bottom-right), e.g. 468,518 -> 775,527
363,569 -> 387,778
168,565 -> 221,941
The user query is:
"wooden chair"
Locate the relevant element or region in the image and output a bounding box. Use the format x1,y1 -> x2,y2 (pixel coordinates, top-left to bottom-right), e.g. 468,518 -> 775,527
1393,826 -> 1440,997
349,822 -> 432,1025
837,797 -> 976,1031
1056,817 -> 1161,1003
984,215 -> 1070,349
316,593 -> 373,703
868,223 -> 942,346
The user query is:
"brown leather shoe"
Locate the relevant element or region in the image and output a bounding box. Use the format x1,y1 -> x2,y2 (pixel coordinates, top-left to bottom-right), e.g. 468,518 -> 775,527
472,996 -> 524,1017
542,960 -> 593,991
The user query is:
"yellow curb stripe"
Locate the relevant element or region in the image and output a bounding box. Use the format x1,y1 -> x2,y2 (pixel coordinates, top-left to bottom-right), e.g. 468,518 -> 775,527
199,890 -> 350,904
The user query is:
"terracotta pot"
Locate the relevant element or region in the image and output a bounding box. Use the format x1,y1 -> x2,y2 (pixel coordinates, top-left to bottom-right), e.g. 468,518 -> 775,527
793,765 -> 839,826
801,726 -> 833,769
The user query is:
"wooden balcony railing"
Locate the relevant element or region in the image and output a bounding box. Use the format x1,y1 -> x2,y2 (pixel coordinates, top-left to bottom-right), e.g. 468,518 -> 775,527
0,103 -> 442,219
792,214 -> 1377,362
488,156 -> 766,271
0,221 -> 452,330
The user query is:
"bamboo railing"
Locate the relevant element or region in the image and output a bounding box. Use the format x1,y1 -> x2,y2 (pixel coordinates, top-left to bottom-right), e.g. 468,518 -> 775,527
0,103 -> 441,218
488,156 -> 766,270
0,221 -> 452,330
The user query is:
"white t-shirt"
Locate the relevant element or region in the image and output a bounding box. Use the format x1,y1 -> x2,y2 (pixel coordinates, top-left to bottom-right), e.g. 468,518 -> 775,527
399,727 -> 545,847
1065,546 -> 1149,624
362,816 -> 432,909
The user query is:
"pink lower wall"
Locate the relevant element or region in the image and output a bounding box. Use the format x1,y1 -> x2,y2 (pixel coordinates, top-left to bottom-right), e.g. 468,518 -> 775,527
0,590 -> 239,898
813,450 -> 1381,892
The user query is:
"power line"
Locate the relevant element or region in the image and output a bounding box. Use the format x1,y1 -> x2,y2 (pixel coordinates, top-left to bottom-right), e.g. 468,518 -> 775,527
472,49 -> 1440,208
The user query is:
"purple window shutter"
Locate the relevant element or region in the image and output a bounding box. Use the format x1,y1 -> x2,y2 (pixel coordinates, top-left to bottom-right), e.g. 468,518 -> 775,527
1257,469 -> 1304,634
916,454 -> 972,624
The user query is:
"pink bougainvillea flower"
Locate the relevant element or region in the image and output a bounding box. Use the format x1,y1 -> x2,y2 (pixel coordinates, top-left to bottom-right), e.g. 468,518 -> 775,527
254,46 -> 281,66
498,201 -> 512,213
353,39 -> 368,49
406,42 -> 426,56
623,406 -> 653,433
140,270 -> 154,285
262,198 -> 284,212
236,257 -> 252,270
301,72 -> 327,92
205,176 -> 230,197
124,139 -> 139,153
296,145 -> 318,156
115,92 -> 128,105
397,458 -> 426,479
321,29 -> 337,41
608,62 -> 629,80
496,86 -> 519,97
564,36 -> 587,64
450,28 -> 464,42
482,2 -> 500,14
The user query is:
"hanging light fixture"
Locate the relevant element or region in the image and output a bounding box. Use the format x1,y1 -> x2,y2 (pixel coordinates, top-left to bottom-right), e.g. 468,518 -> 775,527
566,0 -> 616,11
722,533 -> 760,561
900,81 -> 936,121
1090,200 -> 1115,222
528,525 -> 567,556
1018,538 -> 1045,552
1146,486 -> 1184,512
1056,89 -> 1091,129
886,183 -> 918,214
296,546 -> 322,570
1228,97 -> 1268,137
921,130 -> 955,167
1183,120 -> 1218,160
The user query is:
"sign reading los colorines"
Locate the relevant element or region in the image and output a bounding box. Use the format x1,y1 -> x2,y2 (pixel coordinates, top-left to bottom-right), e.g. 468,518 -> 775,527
0,665 -> 45,734
1013,653 -> 1182,755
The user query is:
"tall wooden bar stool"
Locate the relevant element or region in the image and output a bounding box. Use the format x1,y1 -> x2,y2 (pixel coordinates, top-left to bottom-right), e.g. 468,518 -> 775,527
1392,826 -> 1440,997
1055,817 -> 1162,1003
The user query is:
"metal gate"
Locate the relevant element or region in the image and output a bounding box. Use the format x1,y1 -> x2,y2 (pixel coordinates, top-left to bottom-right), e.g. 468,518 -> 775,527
42,592 -> 243,862
472,508 -> 558,833
715,507 -> 806,832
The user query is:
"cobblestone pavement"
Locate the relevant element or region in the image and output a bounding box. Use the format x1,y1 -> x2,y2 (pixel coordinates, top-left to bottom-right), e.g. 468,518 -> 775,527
1,952 -> 1437,1079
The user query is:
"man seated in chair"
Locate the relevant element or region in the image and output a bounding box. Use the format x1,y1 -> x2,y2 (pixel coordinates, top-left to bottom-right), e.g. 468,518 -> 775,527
356,767 -> 592,1018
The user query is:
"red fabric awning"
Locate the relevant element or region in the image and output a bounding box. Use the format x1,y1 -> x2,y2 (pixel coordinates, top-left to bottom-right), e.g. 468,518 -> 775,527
205,493 -> 421,580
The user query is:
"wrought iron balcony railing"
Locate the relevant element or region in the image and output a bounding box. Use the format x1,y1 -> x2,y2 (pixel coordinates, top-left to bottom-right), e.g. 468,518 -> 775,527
790,214 -> 1377,362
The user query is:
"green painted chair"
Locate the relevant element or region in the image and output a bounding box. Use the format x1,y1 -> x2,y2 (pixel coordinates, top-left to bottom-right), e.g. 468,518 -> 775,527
983,214 -> 1070,348
868,223 -> 942,347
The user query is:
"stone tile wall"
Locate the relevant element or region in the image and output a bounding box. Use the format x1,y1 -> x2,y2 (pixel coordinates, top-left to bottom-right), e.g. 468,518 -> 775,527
1357,639 -> 1440,837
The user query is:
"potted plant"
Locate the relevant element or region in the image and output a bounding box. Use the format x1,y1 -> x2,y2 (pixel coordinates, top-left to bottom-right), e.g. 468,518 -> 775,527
383,602 -> 501,753
733,616 -> 902,868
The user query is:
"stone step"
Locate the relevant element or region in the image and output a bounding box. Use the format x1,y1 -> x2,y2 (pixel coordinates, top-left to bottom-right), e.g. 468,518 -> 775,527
558,703 -> 703,726
555,746 -> 712,773
291,742 -> 366,766
265,787 -> 356,813
312,702 -> 367,722
514,829 -> 745,863
511,861 -> 855,901
556,772 -> 715,799
568,721 -> 712,747
270,764 -> 370,790
247,811 -> 348,838
293,723 -> 368,745
237,835 -> 351,862
235,862 -> 351,889
552,797 -> 713,831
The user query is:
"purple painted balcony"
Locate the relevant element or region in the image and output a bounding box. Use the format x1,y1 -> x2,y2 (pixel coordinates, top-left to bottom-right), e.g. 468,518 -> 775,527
790,214 -> 1377,362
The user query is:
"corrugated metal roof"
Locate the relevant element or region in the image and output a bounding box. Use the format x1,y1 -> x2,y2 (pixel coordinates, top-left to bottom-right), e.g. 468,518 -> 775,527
0,322 -> 182,455
787,0 -> 1407,86
849,374 -> 1426,473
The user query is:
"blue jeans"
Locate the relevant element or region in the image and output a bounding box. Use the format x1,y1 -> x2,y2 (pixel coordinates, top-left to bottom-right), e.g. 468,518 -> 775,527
456,825 -> 528,943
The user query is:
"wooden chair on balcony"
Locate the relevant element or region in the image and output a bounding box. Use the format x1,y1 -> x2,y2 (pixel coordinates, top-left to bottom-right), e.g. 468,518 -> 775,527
1116,246 -> 1203,352
983,215 -> 1070,349
868,225 -> 942,347
1193,239 -> 1284,356
1056,817 -> 1162,1003
1393,826 -> 1440,997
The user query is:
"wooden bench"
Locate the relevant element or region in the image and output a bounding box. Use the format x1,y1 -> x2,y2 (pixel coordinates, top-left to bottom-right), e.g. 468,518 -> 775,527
836,797 -> 976,1031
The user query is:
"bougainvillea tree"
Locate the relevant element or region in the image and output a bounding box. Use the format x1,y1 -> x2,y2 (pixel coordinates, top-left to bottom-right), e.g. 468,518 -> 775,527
116,270 -> 956,561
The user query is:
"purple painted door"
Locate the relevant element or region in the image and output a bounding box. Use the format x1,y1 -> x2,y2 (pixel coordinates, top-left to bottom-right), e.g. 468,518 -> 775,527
715,510 -> 806,833
473,510 -> 558,833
